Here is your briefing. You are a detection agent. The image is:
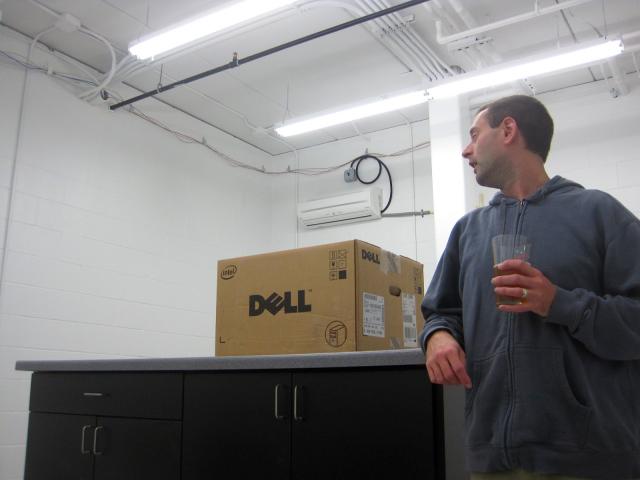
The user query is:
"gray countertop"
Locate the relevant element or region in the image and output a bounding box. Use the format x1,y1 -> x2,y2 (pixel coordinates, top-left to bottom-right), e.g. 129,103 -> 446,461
15,348 -> 426,372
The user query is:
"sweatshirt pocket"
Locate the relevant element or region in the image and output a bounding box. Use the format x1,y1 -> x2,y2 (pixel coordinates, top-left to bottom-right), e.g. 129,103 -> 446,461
465,352 -> 509,447
511,347 -> 591,449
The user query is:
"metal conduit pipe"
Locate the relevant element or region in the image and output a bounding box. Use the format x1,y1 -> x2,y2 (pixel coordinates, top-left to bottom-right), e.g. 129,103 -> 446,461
116,0 -> 444,85
364,1 -> 444,78
427,0 -> 493,68
447,0 -> 486,35
401,22 -> 454,75
47,48 -> 100,85
395,31 -> 442,79
25,0 -> 120,100
368,0 -> 453,76
112,56 -> 145,82
606,57 -> 629,96
22,0 -> 301,154
442,0 -> 533,96
117,0 -> 444,84
353,0 -> 440,79
30,0 -> 134,84
116,0 -> 429,82
110,0 -> 433,110
353,0 -> 438,79
445,0 -> 502,62
428,0 -> 536,97
77,28 -> 117,100
27,0 -> 58,17
364,0 -> 452,79
392,31 -> 440,79
367,12 -> 441,79
301,0 -> 418,75
623,42 -> 640,54
119,0 -> 439,83
434,0 -> 533,96
623,30 -> 640,44
436,0 -> 598,44
362,0 -> 446,77
114,2 -> 331,83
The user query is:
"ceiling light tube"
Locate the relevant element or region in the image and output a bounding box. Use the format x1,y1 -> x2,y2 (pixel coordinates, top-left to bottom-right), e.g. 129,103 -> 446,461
276,90 -> 428,137
427,38 -> 624,100
129,0 -> 298,60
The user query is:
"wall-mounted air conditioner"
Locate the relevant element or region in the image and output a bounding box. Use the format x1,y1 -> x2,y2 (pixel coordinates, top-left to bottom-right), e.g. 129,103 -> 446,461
297,187 -> 383,229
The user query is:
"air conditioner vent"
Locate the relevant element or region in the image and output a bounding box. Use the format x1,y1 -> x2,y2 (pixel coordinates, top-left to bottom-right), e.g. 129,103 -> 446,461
297,188 -> 383,229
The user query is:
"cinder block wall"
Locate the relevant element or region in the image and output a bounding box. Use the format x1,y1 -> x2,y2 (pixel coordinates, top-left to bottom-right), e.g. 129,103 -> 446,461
0,28 -> 274,479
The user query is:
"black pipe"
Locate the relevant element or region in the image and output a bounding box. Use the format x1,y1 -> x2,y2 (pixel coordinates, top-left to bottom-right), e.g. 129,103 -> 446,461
110,0 -> 432,111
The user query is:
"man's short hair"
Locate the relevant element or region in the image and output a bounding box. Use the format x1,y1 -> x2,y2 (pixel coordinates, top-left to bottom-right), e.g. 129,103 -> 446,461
479,95 -> 554,162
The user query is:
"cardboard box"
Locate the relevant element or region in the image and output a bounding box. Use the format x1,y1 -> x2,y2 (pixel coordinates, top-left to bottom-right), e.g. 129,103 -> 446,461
215,240 -> 424,356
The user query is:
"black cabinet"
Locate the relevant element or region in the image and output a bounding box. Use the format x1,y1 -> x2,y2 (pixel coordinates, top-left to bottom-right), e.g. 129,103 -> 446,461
92,417 -> 181,480
292,368 -> 438,479
25,412 -> 94,480
22,360 -> 443,479
182,371 -> 291,479
24,372 -> 183,480
182,367 -> 442,480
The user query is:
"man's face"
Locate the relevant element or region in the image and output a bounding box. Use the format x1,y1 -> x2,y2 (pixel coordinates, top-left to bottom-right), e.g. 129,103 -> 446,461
462,109 -> 505,188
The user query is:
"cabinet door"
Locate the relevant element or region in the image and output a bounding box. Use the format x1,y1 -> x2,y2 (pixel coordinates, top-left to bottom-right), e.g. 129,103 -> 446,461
92,417 -> 181,480
24,412 -> 95,480
291,367 -> 437,480
182,372 -> 291,480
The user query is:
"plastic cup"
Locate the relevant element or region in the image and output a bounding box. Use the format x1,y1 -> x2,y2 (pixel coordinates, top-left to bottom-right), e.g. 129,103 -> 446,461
491,234 -> 531,306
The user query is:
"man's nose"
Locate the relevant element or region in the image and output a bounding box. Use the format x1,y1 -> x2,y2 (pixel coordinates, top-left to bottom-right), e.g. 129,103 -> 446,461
462,144 -> 472,158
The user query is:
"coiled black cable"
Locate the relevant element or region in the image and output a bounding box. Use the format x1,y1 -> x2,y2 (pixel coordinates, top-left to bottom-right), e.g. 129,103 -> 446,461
350,154 -> 393,213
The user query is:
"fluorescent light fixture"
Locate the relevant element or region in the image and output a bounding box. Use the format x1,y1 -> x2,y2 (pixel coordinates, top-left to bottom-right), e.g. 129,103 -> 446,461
427,38 -> 624,100
129,0 -> 298,60
276,90 -> 428,137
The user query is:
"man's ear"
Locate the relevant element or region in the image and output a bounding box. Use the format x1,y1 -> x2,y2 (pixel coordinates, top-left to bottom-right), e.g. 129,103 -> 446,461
501,116 -> 518,145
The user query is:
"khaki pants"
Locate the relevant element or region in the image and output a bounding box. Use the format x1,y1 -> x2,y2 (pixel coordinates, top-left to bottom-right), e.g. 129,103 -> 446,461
471,470 -> 588,480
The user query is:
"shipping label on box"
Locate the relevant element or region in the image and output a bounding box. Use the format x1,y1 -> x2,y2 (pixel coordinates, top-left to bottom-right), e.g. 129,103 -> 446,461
363,292 -> 385,337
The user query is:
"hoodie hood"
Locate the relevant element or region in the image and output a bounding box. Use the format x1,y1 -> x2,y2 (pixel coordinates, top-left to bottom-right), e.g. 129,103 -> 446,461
489,175 -> 584,206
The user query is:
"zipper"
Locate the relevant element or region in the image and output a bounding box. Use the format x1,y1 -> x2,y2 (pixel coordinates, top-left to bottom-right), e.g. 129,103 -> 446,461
503,199 -> 528,466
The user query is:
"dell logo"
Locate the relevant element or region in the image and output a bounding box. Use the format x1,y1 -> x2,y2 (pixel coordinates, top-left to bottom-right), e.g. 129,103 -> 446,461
249,290 -> 312,316
361,249 -> 380,264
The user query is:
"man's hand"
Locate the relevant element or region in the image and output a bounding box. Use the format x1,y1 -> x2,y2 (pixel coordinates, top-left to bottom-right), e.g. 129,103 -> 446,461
425,330 -> 472,389
492,259 -> 557,316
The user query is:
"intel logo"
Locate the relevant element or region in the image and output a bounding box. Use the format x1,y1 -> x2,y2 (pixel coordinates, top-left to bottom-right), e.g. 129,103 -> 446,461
220,265 -> 238,280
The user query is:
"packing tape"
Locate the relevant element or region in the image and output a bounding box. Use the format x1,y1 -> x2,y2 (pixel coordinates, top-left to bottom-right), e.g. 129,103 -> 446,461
379,248 -> 401,275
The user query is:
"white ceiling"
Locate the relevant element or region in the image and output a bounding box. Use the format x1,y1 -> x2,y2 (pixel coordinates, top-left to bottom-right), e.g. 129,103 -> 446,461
1,0 -> 639,155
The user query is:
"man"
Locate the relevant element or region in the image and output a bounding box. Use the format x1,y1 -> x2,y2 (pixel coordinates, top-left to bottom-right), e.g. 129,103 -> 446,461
419,95 -> 640,480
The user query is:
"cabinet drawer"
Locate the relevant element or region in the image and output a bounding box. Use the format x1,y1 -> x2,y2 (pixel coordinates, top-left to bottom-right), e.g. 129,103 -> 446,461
29,372 -> 183,419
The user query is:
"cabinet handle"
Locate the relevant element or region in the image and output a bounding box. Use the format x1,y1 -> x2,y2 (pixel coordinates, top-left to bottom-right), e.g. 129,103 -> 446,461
83,392 -> 105,397
92,426 -> 104,455
80,425 -> 92,454
274,384 -> 285,420
293,385 -> 304,422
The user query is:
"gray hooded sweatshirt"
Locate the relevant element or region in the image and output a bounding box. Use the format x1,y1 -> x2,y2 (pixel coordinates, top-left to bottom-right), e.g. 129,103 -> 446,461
420,176 -> 640,479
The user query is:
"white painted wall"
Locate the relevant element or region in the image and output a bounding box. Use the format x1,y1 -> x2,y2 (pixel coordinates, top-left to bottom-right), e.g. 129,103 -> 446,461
544,78 -> 640,218
270,118 -> 437,278
0,28 -> 273,479
1,23 -> 640,480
